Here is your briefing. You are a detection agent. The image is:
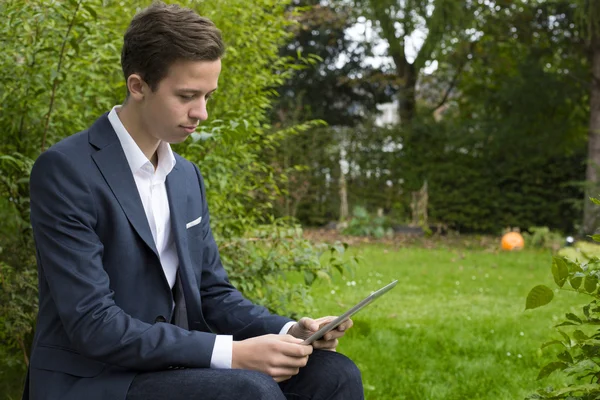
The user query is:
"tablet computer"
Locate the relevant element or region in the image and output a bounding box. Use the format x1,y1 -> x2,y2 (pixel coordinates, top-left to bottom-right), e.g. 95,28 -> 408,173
301,279 -> 398,345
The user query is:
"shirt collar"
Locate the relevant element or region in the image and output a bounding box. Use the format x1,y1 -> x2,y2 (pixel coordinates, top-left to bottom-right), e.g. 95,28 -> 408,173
107,106 -> 176,177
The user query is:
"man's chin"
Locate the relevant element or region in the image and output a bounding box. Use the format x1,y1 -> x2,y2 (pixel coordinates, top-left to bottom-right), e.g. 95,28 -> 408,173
165,134 -> 191,144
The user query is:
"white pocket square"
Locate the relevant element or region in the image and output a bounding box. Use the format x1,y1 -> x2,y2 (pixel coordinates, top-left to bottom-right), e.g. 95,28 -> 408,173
186,216 -> 202,229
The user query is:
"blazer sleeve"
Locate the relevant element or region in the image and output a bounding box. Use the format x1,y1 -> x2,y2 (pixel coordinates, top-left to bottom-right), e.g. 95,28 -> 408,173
191,163 -> 293,339
30,149 -> 216,370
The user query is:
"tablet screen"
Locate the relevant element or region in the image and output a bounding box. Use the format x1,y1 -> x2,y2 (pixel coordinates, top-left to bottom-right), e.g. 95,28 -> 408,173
300,279 -> 398,345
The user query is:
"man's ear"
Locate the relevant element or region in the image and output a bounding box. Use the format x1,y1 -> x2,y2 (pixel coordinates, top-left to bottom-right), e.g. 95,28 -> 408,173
127,74 -> 146,101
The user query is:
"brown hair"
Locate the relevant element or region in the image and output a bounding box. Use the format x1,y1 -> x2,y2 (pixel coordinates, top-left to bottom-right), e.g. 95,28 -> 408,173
121,1 -> 225,92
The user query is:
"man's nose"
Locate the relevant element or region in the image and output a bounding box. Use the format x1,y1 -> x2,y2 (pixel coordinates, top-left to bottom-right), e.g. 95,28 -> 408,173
189,100 -> 208,122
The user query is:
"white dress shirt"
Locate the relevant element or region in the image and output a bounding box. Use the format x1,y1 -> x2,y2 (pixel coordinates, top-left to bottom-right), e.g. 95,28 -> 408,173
108,106 -> 295,369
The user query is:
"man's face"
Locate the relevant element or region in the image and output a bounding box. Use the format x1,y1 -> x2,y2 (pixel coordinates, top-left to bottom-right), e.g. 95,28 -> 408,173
139,59 -> 221,143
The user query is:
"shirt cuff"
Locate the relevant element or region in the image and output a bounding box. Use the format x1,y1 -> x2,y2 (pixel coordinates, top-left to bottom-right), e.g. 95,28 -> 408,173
279,321 -> 297,335
210,335 -> 233,369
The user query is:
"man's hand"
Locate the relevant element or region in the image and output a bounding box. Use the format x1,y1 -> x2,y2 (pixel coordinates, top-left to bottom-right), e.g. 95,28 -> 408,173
231,334 -> 313,382
287,316 -> 353,351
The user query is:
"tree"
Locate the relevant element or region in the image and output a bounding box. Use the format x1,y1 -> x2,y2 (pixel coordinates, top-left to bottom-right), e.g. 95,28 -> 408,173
353,0 -> 474,126
273,0 -> 392,128
580,0 -> 600,235
269,0 -> 394,224
424,0 -> 589,233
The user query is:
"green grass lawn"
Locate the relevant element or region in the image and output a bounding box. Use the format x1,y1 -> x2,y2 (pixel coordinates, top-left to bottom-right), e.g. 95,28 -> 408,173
306,242 -> 586,400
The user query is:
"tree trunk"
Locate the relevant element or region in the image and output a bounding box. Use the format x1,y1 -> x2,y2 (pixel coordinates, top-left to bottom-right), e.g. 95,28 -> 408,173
339,166 -> 349,222
368,0 -> 418,126
584,32 -> 600,235
398,63 -> 417,126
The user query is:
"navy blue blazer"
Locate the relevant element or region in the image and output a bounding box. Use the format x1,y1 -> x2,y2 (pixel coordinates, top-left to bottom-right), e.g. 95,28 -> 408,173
25,113 -> 292,400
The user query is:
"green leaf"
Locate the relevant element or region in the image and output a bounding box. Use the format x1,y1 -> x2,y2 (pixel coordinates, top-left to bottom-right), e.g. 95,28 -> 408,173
590,197 -> 600,206
69,38 -> 79,53
573,330 -> 589,342
82,4 -> 97,19
584,275 -> 598,293
315,270 -> 331,282
555,321 -> 578,327
565,313 -> 582,324
541,340 -> 565,349
564,259 -> 583,273
556,350 -> 573,363
526,285 -> 554,310
332,242 -> 345,255
550,383 -> 600,396
591,234 -> 600,243
537,362 -> 567,380
583,303 -> 591,318
581,344 -> 600,358
551,257 -> 569,287
557,330 -> 570,344
570,274 -> 583,290
303,270 -> 315,286
563,359 -> 597,375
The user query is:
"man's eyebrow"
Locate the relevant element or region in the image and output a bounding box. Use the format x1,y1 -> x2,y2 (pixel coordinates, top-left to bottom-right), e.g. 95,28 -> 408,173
177,88 -> 218,94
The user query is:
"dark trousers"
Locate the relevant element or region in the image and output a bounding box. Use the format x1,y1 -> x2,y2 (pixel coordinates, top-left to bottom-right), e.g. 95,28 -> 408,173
126,349 -> 364,400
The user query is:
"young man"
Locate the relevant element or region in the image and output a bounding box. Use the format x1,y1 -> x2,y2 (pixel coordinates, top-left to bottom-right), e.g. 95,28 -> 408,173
25,2 -> 363,400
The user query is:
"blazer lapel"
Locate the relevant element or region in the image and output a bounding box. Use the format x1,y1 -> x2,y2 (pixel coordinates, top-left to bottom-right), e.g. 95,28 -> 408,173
166,163 -> 206,331
88,114 -> 159,258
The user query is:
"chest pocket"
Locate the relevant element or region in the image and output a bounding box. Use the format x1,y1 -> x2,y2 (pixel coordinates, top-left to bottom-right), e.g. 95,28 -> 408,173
186,221 -> 204,238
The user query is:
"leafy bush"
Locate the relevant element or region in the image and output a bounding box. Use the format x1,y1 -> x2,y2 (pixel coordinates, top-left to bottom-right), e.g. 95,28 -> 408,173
523,226 -> 565,252
342,205 -> 394,239
526,200 -> 600,399
221,223 -> 356,319
559,241 -> 600,264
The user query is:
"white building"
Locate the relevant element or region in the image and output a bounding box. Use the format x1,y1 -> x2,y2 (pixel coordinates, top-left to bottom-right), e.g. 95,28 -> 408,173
375,101 -> 400,127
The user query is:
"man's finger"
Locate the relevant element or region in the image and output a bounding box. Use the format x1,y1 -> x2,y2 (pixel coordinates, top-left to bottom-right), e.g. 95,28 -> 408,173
336,318 -> 353,332
280,334 -> 305,344
322,329 -> 346,341
270,366 -> 301,378
274,375 -> 293,382
313,338 -> 338,351
314,316 -> 337,326
277,340 -> 313,357
298,317 -> 319,332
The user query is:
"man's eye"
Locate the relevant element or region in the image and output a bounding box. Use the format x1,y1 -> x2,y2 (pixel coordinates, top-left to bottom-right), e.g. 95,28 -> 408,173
179,95 -> 194,100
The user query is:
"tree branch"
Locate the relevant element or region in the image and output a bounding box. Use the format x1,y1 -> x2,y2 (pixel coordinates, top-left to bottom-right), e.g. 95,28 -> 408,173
18,337 -> 29,367
18,22 -> 42,153
41,0 -> 82,152
431,74 -> 459,112
431,42 -> 475,111
414,0 -> 466,73
370,0 -> 407,76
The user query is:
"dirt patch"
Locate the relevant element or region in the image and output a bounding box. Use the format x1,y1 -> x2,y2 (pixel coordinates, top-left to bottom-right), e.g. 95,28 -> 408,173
302,228 -> 501,251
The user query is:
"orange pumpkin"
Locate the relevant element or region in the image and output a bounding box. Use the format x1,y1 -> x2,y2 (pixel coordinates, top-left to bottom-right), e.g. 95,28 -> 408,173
501,232 -> 525,251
